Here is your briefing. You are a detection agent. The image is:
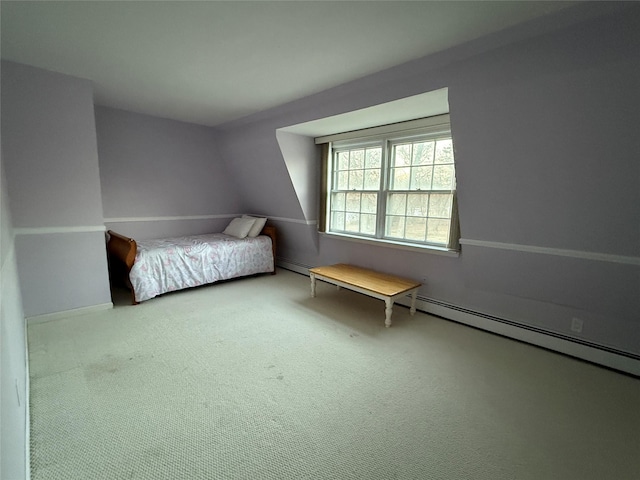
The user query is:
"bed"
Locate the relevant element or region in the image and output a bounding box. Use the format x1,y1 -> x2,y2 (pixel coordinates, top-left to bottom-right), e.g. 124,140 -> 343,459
106,219 -> 276,304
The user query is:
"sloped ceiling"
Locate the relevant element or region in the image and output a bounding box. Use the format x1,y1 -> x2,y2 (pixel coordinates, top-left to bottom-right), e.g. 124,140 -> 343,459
1,1 -> 574,127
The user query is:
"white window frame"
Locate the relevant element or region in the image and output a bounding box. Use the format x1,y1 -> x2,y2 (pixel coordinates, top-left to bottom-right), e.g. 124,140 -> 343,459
321,114 -> 460,253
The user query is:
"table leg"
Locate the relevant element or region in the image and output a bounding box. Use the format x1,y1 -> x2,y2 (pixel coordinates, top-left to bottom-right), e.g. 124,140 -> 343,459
310,273 -> 316,298
410,289 -> 418,315
385,298 -> 393,328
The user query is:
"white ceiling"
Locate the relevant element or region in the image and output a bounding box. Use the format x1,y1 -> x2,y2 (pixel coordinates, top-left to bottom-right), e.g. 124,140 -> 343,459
1,1 -> 575,127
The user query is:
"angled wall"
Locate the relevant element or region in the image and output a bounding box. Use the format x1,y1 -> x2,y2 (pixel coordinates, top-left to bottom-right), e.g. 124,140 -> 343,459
275,130 -> 319,223
1,133 -> 28,480
1,61 -> 111,317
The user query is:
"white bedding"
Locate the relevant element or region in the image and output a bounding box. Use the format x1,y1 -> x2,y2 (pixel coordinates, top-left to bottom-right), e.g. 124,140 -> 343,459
129,233 -> 274,302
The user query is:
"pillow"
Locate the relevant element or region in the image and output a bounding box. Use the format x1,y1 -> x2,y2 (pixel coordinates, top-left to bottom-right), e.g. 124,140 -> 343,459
223,217 -> 256,239
242,215 -> 268,237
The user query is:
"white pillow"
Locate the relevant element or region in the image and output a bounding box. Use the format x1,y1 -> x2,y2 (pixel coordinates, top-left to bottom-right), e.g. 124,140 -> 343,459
242,215 -> 267,237
223,217 -> 256,239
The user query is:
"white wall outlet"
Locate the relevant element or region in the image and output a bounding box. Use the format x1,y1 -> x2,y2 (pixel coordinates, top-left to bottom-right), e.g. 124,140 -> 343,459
571,317 -> 584,333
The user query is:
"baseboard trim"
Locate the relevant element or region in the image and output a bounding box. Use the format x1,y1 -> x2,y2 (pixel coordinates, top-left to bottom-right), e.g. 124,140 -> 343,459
277,258 -> 315,273
407,297 -> 640,377
24,315 -> 31,480
26,302 -> 113,325
278,259 -> 640,377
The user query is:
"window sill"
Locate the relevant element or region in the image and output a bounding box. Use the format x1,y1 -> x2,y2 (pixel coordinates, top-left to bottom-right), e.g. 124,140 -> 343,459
320,232 -> 460,257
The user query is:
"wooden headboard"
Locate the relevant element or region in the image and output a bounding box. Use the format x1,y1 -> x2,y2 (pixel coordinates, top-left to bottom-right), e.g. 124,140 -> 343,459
106,230 -> 138,304
107,230 -> 137,270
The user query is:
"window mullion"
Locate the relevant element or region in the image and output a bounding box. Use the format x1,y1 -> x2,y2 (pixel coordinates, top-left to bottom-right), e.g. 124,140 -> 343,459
376,140 -> 390,239
327,149 -> 336,230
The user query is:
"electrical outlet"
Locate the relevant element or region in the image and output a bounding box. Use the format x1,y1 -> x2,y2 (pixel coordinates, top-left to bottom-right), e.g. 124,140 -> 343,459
571,317 -> 584,333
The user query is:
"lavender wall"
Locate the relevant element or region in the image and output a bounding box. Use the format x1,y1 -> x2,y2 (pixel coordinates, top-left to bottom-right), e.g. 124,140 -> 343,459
1,140 -> 28,480
218,5 -> 640,358
95,106 -> 243,239
220,124 -> 305,221
1,61 -> 112,317
1,63 -> 105,226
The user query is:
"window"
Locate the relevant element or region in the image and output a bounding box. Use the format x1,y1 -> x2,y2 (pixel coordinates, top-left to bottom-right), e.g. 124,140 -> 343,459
323,115 -> 459,250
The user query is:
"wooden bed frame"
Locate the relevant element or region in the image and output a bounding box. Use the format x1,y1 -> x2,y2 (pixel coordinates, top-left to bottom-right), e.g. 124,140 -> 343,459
106,225 -> 277,305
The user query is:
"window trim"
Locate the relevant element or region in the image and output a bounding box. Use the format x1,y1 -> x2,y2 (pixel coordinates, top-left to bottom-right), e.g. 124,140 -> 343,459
315,114 -> 451,145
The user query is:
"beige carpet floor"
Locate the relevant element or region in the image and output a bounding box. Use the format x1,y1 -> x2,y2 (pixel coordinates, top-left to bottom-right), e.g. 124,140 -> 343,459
28,268 -> 640,479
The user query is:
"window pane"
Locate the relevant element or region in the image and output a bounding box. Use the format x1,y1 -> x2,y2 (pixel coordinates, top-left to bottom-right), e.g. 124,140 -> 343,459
391,167 -> 410,190
345,192 -> 361,212
427,218 -> 450,244
406,193 -> 428,217
361,193 -> 377,214
432,165 -> 455,190
411,166 -> 433,190
337,171 -> 348,190
331,192 -> 345,211
364,169 -> 380,190
360,214 -> 376,235
337,151 -> 349,170
405,217 -> 427,241
345,212 -> 360,232
365,148 -> 381,168
331,211 -> 345,230
350,149 -> 364,169
428,193 -> 452,218
385,215 -> 405,238
412,141 -> 435,165
387,193 -> 406,215
348,170 -> 364,190
394,144 -> 412,167
435,139 -> 454,164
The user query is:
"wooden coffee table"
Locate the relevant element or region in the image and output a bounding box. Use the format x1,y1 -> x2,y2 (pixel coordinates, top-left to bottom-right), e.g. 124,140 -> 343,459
309,263 -> 421,327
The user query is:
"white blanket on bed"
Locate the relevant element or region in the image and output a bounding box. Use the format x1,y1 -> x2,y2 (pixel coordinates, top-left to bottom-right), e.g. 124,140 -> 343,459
129,233 -> 273,302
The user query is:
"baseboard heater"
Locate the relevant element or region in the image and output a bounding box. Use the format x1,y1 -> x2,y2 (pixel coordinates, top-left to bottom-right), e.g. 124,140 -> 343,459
277,258 -> 639,377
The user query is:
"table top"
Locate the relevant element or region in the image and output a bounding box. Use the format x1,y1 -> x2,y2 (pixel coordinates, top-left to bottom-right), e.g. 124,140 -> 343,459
309,263 -> 421,297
